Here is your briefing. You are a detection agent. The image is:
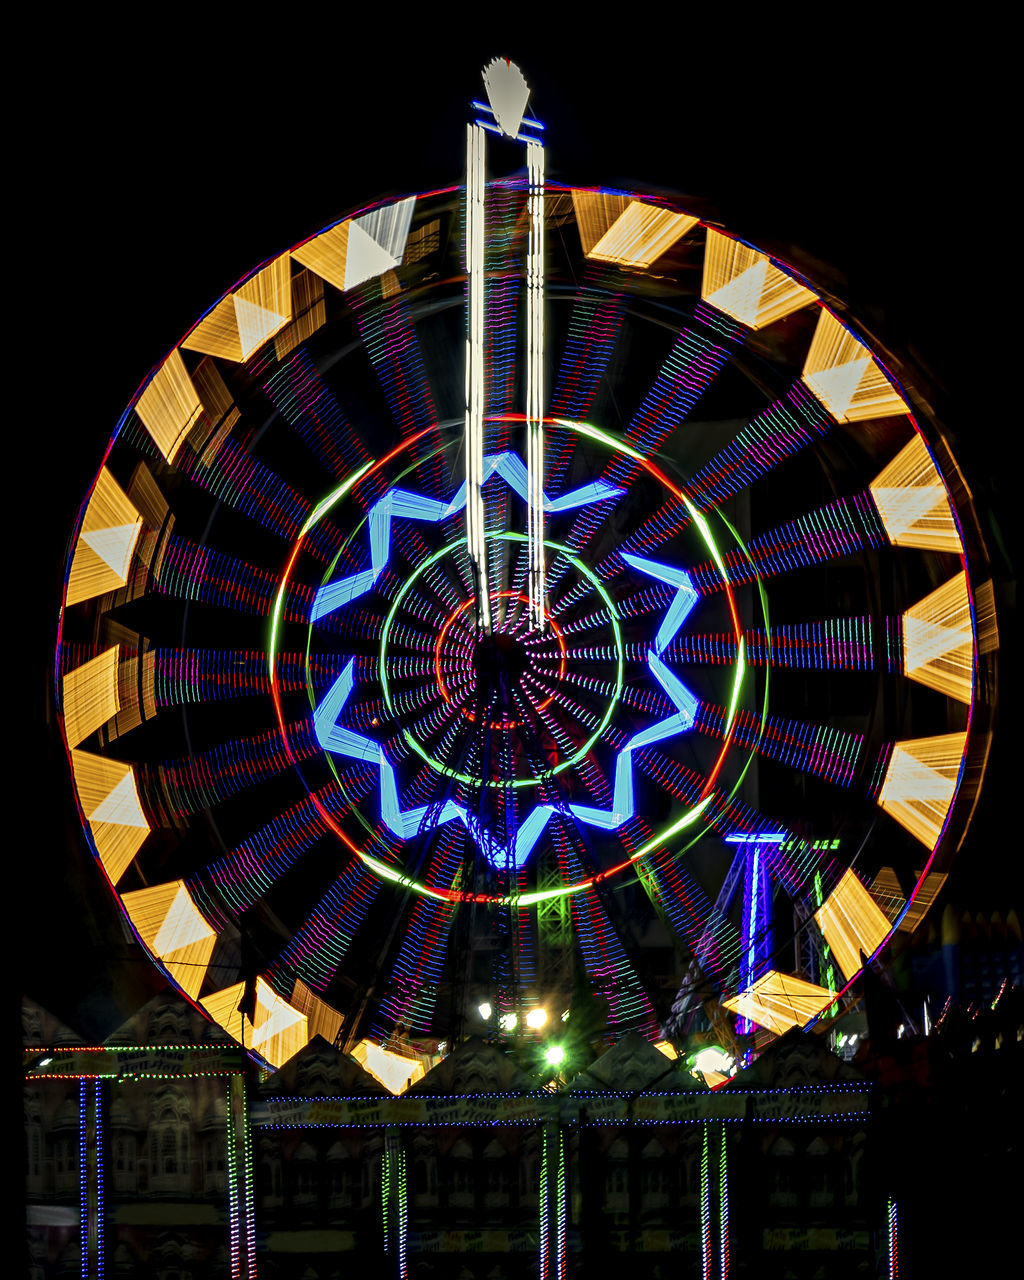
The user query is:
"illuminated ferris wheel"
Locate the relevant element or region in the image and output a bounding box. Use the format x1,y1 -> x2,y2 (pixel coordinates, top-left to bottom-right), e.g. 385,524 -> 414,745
56,60 -> 996,1073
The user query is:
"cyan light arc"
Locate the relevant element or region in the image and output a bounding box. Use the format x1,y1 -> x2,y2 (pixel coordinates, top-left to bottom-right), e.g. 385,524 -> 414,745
312,519 -> 702,870
311,452 -> 625,623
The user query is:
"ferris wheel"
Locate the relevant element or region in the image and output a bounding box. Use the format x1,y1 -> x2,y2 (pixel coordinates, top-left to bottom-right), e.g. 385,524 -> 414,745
56,60 -> 996,1073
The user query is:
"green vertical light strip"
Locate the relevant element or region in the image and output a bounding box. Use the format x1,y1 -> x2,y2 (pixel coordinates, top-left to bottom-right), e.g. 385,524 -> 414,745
814,871 -> 837,994
538,1125 -> 550,1280
381,1142 -> 391,1245
397,1143 -> 409,1280
556,1127 -> 567,1280
240,1076 -> 256,1279
225,1078 -> 240,1279
382,1129 -> 408,1277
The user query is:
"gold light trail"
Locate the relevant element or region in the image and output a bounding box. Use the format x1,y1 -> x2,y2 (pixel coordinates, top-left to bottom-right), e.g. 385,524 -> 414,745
62,648 -> 122,747
288,979 -> 343,1046
292,197 -> 416,293
274,269 -> 326,360
71,750 -> 149,884
814,869 -> 893,981
351,1040 -> 429,1094
722,971 -> 835,1036
902,571 -> 974,703
135,349 -> 203,463
870,866 -> 948,933
573,190 -> 697,269
66,468 -> 144,606
877,732 -> 968,850
291,220 -> 350,292
802,309 -> 908,422
869,434 -> 963,552
121,881 -> 217,999
182,256 -> 293,363
202,978 -> 308,1069
701,229 -> 816,329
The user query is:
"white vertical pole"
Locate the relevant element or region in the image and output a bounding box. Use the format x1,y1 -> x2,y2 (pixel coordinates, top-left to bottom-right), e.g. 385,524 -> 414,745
526,138 -> 546,631
465,121 -> 492,632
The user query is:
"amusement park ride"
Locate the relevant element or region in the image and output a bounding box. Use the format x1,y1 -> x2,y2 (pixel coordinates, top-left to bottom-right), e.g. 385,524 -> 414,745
54,58 -> 997,1088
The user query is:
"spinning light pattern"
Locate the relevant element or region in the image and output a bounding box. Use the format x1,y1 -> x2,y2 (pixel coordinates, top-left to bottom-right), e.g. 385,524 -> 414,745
57,167 -> 991,1070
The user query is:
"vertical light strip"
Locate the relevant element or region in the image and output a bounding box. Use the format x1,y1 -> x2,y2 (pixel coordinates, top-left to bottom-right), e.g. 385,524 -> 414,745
94,1081 -> 105,1279
226,1078 -> 240,1279
397,1142 -> 409,1280
556,1126 -> 567,1280
526,137 -> 546,630
887,1196 -> 900,1278
718,1125 -> 729,1280
738,841 -> 760,1040
78,1080 -> 89,1280
240,1076 -> 256,1279
465,121 -> 491,631
814,871 -> 837,995
381,1140 -> 391,1247
700,1122 -> 711,1280
538,1124 -> 550,1280
382,1128 -> 408,1276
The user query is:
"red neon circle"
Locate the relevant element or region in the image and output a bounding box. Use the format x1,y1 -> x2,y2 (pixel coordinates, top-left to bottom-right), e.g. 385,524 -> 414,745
433,590 -> 568,729
272,416 -> 744,900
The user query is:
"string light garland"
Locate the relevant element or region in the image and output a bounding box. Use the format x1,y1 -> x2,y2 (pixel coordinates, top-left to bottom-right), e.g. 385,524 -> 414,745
78,1080 -> 88,1280
887,1196 -> 900,1278
700,1122 -> 711,1280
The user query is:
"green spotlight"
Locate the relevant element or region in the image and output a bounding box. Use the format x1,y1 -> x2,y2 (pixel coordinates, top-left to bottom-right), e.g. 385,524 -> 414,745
544,1043 -> 566,1069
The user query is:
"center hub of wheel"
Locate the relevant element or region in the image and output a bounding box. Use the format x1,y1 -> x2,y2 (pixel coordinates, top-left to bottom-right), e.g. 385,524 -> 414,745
472,630 -> 529,707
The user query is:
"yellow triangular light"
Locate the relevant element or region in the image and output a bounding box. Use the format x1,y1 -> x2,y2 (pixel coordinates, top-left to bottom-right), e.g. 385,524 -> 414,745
62,648 -> 121,747
902,571 -> 974,704
802,309 -> 908,422
71,750 -> 149,884
135,350 -> 203,462
201,978 -> 308,1069
121,881 -> 217,1000
722,971 -> 834,1036
702,229 -> 816,329
67,469 -> 144,606
877,732 -> 968,850
292,221 -> 351,293
814,869 -> 893,981
869,435 -> 961,552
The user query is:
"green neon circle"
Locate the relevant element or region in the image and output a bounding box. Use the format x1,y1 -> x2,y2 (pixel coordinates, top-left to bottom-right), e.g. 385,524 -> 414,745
268,416 -> 756,900
379,532 -> 624,789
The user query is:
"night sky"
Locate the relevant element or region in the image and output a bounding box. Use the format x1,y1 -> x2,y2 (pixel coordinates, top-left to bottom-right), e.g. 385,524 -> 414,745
18,27 -> 1014,1050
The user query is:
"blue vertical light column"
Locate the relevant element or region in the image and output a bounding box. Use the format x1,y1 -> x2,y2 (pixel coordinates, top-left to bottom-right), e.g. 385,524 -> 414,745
727,832 -> 784,1040
78,1080 -> 88,1280
94,1081 -> 105,1279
